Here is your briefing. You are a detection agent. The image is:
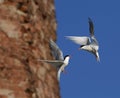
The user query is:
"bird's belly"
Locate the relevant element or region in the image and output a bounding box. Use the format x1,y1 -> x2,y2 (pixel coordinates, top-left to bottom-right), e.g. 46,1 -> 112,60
82,45 -> 93,51
63,62 -> 69,66
91,45 -> 99,50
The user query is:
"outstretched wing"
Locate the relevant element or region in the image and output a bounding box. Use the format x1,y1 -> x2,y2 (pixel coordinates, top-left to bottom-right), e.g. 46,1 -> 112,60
88,18 -> 99,45
37,59 -> 63,68
65,36 -> 90,45
88,17 -> 94,37
50,39 -> 64,60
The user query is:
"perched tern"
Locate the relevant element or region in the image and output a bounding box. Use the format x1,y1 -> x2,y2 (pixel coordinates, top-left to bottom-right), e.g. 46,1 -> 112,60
66,18 -> 100,61
38,39 -> 70,81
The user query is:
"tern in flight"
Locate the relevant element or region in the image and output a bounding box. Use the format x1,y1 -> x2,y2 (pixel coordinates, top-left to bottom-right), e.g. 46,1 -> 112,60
37,39 -> 70,81
66,18 -> 100,61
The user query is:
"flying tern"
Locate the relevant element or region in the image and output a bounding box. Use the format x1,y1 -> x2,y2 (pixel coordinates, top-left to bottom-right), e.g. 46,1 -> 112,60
37,39 -> 70,81
66,18 -> 100,61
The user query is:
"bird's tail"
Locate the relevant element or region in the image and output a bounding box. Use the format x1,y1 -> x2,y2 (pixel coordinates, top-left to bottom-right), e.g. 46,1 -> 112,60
96,52 -> 100,62
57,65 -> 64,81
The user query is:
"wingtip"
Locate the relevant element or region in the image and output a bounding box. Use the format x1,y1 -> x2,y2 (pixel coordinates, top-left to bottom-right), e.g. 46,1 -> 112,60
64,36 -> 74,39
37,59 -> 44,62
49,38 -> 56,46
49,38 -> 53,42
64,36 -> 67,38
64,36 -> 71,40
49,38 -> 57,43
88,17 -> 94,25
64,36 -> 69,38
88,17 -> 92,21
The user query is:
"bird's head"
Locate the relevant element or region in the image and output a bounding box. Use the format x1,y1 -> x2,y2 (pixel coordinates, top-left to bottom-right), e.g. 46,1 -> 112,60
64,55 -> 71,64
64,55 -> 71,60
78,45 -> 85,50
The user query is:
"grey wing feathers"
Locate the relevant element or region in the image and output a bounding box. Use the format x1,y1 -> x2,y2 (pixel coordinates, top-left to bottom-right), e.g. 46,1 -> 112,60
37,59 -> 64,68
91,36 -> 99,45
50,39 -> 64,60
65,36 -> 90,45
88,17 -> 94,36
88,18 -> 99,45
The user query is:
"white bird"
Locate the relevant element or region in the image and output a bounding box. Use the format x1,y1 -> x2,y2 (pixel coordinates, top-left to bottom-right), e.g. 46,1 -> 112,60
66,18 -> 100,61
37,39 -> 70,81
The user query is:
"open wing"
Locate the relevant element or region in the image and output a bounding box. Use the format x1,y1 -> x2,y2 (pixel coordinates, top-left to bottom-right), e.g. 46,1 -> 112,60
88,18 -> 99,45
88,17 -> 94,37
50,39 -> 64,60
65,36 -> 90,45
37,59 -> 63,68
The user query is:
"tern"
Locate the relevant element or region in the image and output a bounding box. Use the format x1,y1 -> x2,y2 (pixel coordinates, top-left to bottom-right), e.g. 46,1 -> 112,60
37,39 -> 70,81
66,18 -> 100,61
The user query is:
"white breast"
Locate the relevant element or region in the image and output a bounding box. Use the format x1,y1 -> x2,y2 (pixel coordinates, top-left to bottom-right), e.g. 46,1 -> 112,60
63,56 -> 70,66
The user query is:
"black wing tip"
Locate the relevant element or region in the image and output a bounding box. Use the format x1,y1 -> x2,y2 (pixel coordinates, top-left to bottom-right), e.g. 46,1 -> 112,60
88,17 -> 93,23
88,17 -> 94,33
88,17 -> 91,20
